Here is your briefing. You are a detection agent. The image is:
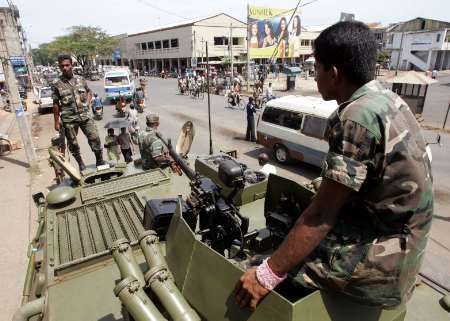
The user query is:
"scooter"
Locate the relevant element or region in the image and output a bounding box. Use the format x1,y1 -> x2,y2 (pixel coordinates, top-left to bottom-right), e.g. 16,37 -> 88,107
116,99 -> 127,117
94,105 -> 103,120
136,98 -> 145,113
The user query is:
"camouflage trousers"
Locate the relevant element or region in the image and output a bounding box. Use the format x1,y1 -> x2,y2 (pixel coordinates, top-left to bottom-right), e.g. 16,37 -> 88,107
63,118 -> 102,157
288,221 -> 417,307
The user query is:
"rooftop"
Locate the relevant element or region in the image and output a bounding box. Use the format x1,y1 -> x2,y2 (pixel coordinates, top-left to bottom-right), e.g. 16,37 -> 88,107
266,95 -> 338,118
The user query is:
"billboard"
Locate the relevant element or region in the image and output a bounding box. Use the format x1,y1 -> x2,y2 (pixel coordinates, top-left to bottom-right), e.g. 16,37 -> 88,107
248,5 -> 302,59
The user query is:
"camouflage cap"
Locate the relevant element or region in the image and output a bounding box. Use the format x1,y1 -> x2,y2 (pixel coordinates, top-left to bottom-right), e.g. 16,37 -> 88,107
146,113 -> 159,124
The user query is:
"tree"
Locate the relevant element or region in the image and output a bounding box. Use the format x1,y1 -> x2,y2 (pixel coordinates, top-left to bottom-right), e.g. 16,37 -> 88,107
31,43 -> 57,66
47,26 -> 117,71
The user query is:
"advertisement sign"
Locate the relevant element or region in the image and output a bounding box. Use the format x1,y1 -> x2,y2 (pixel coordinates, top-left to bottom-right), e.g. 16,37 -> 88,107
112,48 -> 121,61
248,5 -> 302,59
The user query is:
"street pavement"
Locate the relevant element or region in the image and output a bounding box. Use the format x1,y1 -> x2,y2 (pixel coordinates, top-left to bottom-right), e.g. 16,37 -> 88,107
0,73 -> 449,320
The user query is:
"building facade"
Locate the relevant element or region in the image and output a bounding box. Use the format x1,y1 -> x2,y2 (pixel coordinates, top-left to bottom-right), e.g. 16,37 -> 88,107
0,6 -> 29,87
99,13 -> 247,72
99,13 -> 320,72
384,18 -> 450,71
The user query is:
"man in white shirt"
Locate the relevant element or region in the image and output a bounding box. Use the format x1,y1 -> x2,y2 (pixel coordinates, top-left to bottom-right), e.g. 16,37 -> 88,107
258,153 -> 276,176
265,82 -> 274,100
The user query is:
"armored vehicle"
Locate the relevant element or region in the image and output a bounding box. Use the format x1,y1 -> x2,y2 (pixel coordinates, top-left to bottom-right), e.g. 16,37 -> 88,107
13,135 -> 449,321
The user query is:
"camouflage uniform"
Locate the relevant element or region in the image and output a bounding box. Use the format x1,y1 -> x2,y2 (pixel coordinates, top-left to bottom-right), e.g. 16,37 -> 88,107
292,80 -> 433,307
51,75 -> 102,159
137,114 -> 165,170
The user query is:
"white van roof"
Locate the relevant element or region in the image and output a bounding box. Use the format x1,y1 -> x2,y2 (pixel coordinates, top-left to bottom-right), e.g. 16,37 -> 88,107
266,95 -> 338,118
105,69 -> 129,77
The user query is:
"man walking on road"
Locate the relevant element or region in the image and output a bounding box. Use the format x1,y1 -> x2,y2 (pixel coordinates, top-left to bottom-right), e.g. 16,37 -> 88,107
51,54 -> 105,170
246,97 -> 257,142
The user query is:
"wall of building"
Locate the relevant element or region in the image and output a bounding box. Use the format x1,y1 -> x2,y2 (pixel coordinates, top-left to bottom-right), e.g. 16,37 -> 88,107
0,8 -> 24,57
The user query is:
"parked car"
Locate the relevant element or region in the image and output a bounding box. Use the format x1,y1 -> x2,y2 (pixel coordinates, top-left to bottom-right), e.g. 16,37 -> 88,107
36,87 -> 54,114
256,95 -> 338,167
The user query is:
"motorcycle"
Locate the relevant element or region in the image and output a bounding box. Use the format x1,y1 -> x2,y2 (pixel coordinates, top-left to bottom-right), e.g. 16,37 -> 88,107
115,99 -> 127,117
94,105 -> 103,120
136,98 -> 145,113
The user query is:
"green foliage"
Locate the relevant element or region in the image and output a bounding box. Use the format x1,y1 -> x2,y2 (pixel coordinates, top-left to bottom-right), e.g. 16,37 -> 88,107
376,50 -> 390,64
33,26 -> 117,69
32,43 -> 57,66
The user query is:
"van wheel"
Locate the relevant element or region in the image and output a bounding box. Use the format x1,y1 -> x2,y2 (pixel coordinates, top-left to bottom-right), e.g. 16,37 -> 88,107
274,144 -> 290,164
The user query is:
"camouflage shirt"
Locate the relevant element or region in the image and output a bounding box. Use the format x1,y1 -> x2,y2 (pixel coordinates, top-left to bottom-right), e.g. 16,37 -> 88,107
299,80 -> 433,307
51,75 -> 91,123
137,127 -> 164,170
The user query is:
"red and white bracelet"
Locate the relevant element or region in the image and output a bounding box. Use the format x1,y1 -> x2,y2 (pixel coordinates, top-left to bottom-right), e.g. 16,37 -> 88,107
256,258 -> 287,290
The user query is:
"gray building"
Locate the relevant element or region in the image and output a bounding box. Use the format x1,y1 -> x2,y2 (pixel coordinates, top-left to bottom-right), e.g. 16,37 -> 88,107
98,13 -> 247,73
384,17 -> 450,71
0,5 -> 29,88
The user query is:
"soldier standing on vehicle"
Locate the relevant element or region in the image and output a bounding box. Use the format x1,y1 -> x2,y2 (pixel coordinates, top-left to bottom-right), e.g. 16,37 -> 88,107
137,113 -> 168,170
236,21 -> 433,311
51,54 -> 105,171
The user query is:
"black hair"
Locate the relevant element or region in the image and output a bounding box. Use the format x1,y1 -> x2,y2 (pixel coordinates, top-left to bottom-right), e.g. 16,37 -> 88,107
293,15 -> 301,36
57,54 -> 72,64
277,17 -> 288,39
265,21 -> 274,37
313,21 -> 377,86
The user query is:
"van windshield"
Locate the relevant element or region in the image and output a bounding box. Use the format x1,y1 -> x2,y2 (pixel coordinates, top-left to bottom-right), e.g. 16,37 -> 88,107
105,76 -> 129,86
261,107 -> 303,130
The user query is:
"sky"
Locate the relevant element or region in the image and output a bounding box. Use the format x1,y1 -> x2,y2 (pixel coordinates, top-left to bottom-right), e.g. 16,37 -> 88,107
3,0 -> 449,47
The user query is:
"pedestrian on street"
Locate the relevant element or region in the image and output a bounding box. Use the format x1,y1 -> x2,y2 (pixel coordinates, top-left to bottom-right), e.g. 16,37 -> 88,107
246,97 -> 257,142
118,127 -> 133,163
51,54 -> 105,171
104,128 -> 121,162
258,153 -> 276,176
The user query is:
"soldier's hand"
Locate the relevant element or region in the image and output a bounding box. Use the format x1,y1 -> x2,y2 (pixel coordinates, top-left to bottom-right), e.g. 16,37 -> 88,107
235,267 -> 270,311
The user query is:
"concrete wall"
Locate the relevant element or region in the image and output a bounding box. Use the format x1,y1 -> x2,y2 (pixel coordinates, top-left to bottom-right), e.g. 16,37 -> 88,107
192,15 -> 247,60
0,8 -> 24,57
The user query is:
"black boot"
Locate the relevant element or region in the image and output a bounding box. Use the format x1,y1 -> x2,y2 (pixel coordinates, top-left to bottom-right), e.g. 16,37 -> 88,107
95,151 -> 105,166
74,155 -> 86,171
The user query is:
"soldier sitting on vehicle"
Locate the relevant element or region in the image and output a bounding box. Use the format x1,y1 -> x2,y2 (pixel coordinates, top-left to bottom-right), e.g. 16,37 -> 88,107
137,113 -> 170,170
236,21 -> 433,311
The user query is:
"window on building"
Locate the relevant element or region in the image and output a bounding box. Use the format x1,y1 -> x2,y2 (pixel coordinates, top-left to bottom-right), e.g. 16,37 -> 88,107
141,42 -> 147,50
301,39 -> 310,46
135,43 -> 140,51
155,40 -> 161,49
301,115 -> 328,139
170,38 -> 179,48
232,37 -> 239,46
388,34 -> 394,44
436,34 -> 441,42
214,37 -> 229,46
261,108 -> 303,130
162,39 -> 170,48
148,42 -> 154,50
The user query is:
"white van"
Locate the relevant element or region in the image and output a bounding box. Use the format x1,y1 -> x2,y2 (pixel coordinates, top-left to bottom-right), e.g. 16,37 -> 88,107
104,69 -> 135,102
257,95 -> 338,167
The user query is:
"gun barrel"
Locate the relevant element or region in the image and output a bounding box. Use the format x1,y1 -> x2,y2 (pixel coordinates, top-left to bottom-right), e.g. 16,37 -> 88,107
157,133 -> 196,180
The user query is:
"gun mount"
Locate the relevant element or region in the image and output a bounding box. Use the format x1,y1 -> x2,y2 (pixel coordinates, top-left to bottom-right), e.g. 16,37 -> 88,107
157,133 -> 249,256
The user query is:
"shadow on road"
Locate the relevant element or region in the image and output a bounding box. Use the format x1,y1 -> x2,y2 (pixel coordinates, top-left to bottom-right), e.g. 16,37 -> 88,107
243,147 -> 320,180
0,155 -> 29,168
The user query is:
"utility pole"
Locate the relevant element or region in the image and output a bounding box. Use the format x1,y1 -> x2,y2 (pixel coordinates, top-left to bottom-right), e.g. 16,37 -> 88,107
205,42 -> 213,155
0,19 -> 37,168
230,23 -> 234,81
200,38 -> 205,64
395,32 -> 404,76
246,3 -> 250,91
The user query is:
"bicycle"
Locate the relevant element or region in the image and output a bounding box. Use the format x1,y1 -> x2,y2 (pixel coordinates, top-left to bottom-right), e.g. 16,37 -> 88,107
0,135 -> 12,156
225,92 -> 245,110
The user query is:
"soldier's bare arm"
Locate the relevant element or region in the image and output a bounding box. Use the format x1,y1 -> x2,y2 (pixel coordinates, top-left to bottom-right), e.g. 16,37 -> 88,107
51,85 -> 61,132
53,102 -> 61,131
84,80 -> 92,106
